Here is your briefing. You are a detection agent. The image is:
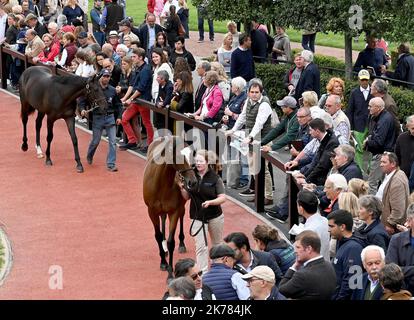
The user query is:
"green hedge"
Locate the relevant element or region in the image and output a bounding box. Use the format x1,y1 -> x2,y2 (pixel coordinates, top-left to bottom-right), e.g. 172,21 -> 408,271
256,62 -> 414,122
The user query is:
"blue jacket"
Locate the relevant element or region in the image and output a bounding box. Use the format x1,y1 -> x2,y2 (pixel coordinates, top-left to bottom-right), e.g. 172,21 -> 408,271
351,273 -> 383,300
353,47 -> 387,76
366,109 -> 396,155
332,235 -> 365,300
230,48 -> 255,81
346,87 -> 372,132
294,62 -> 320,101
226,91 -> 247,129
266,240 -> 296,275
203,263 -> 240,300
386,53 -> 414,89
338,160 -> 363,181
132,63 -> 152,102
354,219 -> 390,253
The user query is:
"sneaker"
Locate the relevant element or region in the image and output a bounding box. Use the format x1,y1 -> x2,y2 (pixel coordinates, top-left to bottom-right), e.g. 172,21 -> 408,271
265,210 -> 288,223
140,146 -> 148,153
247,198 -> 273,205
107,166 -> 118,172
230,182 -> 247,190
197,38 -> 204,43
119,142 -> 137,150
86,156 -> 93,165
239,189 -> 255,197
210,38 -> 214,42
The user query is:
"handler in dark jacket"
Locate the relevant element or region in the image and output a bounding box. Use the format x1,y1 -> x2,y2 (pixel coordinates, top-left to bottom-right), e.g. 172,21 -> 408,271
279,230 -> 336,300
386,203 -> 414,295
385,43 -> 414,89
328,210 -> 365,300
79,69 -> 122,172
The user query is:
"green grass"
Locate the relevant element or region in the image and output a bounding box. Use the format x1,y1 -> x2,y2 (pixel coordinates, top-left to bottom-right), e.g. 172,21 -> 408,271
89,1 -> 398,52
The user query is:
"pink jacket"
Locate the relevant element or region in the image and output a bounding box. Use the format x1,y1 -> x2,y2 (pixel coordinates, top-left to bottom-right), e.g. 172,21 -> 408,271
196,84 -> 223,119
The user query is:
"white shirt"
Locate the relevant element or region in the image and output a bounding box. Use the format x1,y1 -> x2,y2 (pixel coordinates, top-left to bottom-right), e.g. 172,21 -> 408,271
161,0 -> 179,17
376,169 -> 396,200
231,272 -> 251,300
151,63 -> 173,100
304,213 -> 330,261
303,255 -> 324,267
0,14 -> 7,41
232,96 -> 273,139
194,288 -> 216,300
360,85 -> 370,101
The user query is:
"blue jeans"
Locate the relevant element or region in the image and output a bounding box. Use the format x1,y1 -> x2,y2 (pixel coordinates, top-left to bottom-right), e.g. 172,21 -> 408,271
409,162 -> 414,193
87,114 -> 117,168
197,7 -> 214,40
302,33 -> 316,53
93,31 -> 106,48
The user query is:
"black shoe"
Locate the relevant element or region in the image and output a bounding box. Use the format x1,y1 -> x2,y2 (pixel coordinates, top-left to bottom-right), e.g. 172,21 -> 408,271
239,189 -> 255,197
139,146 -> 148,153
248,198 -> 273,205
265,205 -> 280,215
86,156 -> 93,165
119,142 -> 137,150
230,182 -> 247,190
265,210 -> 288,223
107,166 -> 118,172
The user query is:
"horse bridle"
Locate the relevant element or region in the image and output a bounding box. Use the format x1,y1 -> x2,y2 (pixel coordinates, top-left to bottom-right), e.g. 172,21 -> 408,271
84,82 -> 108,114
177,167 -> 196,190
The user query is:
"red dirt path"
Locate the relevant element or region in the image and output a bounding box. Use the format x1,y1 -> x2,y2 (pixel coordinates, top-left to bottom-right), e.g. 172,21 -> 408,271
0,90 -> 265,299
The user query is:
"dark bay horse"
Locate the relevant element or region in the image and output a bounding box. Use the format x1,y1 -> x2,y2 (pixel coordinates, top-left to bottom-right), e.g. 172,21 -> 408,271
143,136 -> 198,279
19,66 -> 108,173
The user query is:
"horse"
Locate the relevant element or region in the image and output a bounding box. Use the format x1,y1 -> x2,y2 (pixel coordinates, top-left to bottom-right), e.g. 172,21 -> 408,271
143,136 -> 198,279
19,66 -> 108,173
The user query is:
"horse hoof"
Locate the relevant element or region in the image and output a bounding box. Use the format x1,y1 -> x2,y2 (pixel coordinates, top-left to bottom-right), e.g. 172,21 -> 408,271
178,246 -> 187,253
21,144 -> 28,152
76,165 -> 84,173
45,159 -> 53,166
37,153 -> 44,159
160,264 -> 168,271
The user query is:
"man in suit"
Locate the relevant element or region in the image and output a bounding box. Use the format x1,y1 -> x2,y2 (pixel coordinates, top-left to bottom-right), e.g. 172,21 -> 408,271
279,230 -> 336,300
376,152 -> 409,235
194,60 -> 211,111
224,232 -> 283,285
24,29 -> 45,58
346,69 -> 372,173
351,245 -> 385,300
294,50 -> 320,101
137,13 -> 163,54
385,43 -> 414,89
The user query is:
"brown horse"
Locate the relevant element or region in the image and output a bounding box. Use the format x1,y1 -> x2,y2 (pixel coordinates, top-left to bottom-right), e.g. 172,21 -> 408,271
143,136 -> 198,279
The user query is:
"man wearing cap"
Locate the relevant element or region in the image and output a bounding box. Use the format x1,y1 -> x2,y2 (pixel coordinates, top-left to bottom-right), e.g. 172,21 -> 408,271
202,244 -> 250,300
100,0 -> 124,35
107,30 -> 119,51
279,230 -> 336,300
118,18 -> 139,44
25,12 -> 47,38
77,31 -> 90,50
79,69 -> 123,172
241,266 -> 286,300
346,69 -> 372,173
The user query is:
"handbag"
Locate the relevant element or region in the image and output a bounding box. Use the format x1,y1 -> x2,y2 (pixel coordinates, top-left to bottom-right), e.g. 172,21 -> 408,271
178,22 -> 186,37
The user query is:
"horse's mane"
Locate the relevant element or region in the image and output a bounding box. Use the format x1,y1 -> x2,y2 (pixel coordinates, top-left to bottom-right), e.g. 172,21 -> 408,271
52,73 -> 88,86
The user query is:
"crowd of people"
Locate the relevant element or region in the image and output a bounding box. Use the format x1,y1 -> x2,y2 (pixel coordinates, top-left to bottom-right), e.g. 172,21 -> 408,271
1,0 -> 414,301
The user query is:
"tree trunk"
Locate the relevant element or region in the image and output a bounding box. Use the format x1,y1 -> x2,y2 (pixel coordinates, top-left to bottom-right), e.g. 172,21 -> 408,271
344,33 -> 353,80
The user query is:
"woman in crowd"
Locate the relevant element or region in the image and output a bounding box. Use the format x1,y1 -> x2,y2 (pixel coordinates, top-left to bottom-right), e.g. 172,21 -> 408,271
62,0 -> 84,26
217,32 -> 233,76
57,32 -> 78,69
95,52 -> 108,74
348,178 -> 369,198
187,70 -> 223,125
75,49 -> 96,78
272,26 -> 291,62
177,0 -> 189,38
164,4 -> 180,48
355,195 -> 390,252
338,191 -> 363,231
318,77 -> 345,109
33,33 -> 61,64
252,224 -> 295,275
379,263 -> 413,300
116,43 -> 129,59
210,61 -> 231,102
151,47 -> 174,101
150,32 -> 171,58
171,70 -> 193,134
226,21 -> 240,50
179,149 -> 226,273
173,57 -> 191,81
169,36 -> 196,71
283,53 -> 304,96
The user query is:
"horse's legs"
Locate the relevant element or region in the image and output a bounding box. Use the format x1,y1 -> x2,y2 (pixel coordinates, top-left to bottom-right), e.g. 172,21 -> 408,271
65,117 -> 84,173
149,209 -> 168,271
45,117 -> 55,166
20,102 -> 33,152
178,211 -> 187,253
161,214 -> 168,254
35,112 -> 45,158
166,211 -> 180,280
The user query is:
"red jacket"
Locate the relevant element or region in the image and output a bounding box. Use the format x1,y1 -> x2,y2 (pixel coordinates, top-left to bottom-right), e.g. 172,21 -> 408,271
38,42 -> 61,63
147,0 -> 167,13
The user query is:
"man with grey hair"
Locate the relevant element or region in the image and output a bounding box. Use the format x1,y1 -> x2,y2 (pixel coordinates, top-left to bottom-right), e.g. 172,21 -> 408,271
385,43 -> 414,90
324,94 -> 351,145
167,276 -> 196,300
386,203 -> 414,295
364,97 -> 397,194
351,245 -> 385,300
154,69 -> 174,130
294,50 -> 320,101
395,115 -> 414,192
24,29 -> 45,58
332,144 -> 363,181
194,60 -> 211,111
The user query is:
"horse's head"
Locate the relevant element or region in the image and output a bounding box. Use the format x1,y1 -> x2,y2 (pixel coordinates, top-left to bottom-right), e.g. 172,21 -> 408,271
85,74 -> 108,111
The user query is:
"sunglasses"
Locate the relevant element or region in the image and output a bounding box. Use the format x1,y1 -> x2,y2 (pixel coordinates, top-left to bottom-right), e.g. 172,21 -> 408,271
190,271 -> 203,280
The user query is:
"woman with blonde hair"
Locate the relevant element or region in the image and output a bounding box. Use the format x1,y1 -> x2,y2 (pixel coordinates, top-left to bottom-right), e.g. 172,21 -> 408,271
348,178 -> 369,198
318,77 -> 345,109
210,61 -> 230,102
217,32 -> 233,75
338,191 -> 363,231
178,149 -> 226,273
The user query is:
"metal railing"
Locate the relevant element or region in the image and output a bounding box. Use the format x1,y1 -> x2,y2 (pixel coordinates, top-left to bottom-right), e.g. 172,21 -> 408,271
0,46 -> 300,235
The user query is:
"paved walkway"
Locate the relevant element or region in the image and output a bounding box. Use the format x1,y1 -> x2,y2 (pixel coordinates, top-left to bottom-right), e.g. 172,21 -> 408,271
184,30 -> 359,62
